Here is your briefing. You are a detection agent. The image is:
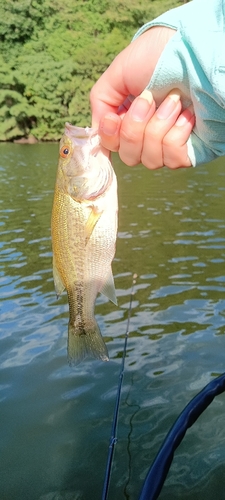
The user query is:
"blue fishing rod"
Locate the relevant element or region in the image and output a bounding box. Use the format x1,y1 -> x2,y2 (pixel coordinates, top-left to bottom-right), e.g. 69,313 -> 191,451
101,273 -> 137,500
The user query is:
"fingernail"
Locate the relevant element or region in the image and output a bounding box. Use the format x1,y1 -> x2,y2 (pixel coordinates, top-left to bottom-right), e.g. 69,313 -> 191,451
156,92 -> 180,120
100,114 -> 119,136
122,95 -> 135,111
130,90 -> 153,121
176,106 -> 195,126
176,114 -> 189,127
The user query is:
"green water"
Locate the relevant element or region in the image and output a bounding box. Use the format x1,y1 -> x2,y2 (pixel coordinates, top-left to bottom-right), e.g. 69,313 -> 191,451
1,143 -> 225,500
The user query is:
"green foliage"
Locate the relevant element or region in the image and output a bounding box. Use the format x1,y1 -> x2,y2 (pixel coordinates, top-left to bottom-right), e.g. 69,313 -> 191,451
0,0 -> 184,141
0,0 -> 55,46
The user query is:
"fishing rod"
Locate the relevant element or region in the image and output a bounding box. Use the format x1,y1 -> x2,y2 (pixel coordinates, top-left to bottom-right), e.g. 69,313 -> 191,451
101,273 -> 225,500
101,273 -> 137,500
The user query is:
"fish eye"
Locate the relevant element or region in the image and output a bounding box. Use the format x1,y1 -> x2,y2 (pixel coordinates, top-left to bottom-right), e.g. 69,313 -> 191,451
60,145 -> 71,158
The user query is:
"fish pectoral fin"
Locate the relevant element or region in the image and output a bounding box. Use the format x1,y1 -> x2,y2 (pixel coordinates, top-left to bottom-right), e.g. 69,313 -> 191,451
100,269 -> 117,306
53,258 -> 65,297
85,209 -> 102,245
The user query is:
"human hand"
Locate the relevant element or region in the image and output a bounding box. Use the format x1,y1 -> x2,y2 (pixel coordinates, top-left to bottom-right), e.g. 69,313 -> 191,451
90,27 -> 195,169
98,89 -> 195,169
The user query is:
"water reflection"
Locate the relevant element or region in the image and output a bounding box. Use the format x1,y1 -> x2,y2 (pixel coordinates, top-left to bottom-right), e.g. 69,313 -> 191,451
0,142 -> 225,499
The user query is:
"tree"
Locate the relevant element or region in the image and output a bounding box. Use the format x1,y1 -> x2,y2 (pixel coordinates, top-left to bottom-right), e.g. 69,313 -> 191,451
0,0 -> 182,141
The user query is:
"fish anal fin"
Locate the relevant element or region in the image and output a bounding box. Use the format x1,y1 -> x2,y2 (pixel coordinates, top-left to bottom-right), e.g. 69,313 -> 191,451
85,209 -> 102,245
100,269 -> 117,306
53,258 -> 65,297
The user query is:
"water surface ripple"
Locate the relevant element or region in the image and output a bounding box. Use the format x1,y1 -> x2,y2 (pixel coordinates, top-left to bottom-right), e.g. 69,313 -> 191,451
1,143 -> 225,500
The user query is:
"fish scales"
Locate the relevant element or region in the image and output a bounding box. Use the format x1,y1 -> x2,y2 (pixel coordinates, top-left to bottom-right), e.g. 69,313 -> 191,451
51,124 -> 118,364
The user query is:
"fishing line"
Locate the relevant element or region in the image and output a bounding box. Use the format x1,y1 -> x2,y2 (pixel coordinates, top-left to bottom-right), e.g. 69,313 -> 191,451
101,273 -> 137,500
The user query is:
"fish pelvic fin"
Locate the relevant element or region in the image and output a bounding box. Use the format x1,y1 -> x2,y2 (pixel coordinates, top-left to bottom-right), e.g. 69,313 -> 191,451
67,319 -> 109,365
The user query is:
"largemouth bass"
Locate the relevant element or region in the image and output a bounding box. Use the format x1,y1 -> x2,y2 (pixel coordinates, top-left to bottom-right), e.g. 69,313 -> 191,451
51,123 -> 118,364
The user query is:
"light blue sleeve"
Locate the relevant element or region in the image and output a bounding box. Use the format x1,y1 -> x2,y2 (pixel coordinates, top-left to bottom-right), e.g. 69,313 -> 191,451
133,0 -> 225,167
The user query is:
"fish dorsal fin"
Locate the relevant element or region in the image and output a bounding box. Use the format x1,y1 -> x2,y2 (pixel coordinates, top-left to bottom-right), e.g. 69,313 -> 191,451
85,209 -> 102,244
53,258 -> 65,297
100,269 -> 117,306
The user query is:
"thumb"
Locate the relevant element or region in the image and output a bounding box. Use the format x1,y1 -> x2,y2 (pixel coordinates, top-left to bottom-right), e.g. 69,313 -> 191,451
90,26 -> 176,128
90,51 -> 129,128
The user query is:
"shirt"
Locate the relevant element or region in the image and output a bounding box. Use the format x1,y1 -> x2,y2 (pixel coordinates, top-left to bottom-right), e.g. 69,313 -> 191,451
133,0 -> 225,166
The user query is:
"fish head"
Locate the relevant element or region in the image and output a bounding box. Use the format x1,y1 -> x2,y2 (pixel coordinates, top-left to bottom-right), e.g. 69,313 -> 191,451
57,123 -> 114,203
58,125 -> 94,176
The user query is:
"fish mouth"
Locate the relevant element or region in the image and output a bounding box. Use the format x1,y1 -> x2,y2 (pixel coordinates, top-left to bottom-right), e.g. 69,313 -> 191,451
64,122 -> 110,160
65,123 -> 98,140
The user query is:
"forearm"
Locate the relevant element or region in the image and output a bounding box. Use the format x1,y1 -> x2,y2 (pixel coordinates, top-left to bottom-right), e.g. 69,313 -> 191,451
133,0 -> 225,166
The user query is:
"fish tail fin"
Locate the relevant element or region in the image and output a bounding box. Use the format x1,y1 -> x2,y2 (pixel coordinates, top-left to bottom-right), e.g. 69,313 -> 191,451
68,320 -> 109,365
